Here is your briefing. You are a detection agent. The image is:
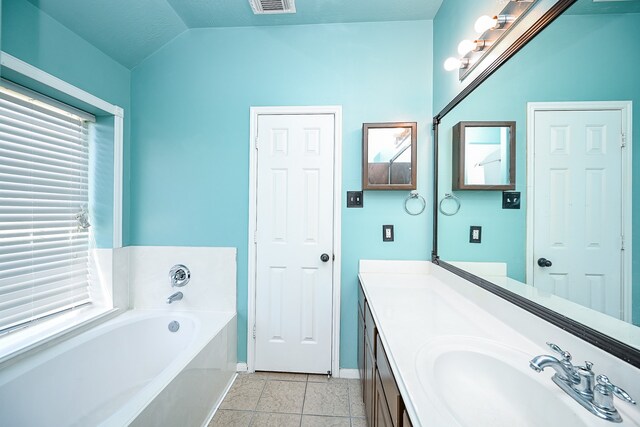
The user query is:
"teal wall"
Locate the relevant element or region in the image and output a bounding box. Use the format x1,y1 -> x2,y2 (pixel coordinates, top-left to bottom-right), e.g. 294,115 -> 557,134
130,21 -> 434,367
1,0 -> 131,247
434,10 -> 640,324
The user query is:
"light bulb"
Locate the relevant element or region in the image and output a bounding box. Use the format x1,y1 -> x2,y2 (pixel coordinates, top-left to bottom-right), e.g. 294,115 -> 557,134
444,57 -> 461,71
474,15 -> 497,33
457,40 -> 476,56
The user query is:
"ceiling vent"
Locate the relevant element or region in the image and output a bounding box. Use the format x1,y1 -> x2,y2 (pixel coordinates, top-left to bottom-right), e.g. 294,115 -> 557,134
249,0 -> 296,14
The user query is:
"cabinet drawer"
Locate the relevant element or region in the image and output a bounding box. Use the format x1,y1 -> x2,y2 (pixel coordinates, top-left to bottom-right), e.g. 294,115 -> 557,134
376,335 -> 402,426
365,302 -> 376,356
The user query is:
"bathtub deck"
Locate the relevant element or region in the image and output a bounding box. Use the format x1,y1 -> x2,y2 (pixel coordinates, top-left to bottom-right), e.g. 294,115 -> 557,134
210,372 -> 366,427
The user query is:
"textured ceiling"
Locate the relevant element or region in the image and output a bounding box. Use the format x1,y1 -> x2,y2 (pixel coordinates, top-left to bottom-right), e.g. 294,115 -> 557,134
25,0 -> 443,69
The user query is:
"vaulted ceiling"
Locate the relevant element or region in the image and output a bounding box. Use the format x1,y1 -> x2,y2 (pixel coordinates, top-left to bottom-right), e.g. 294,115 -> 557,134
25,0 -> 444,69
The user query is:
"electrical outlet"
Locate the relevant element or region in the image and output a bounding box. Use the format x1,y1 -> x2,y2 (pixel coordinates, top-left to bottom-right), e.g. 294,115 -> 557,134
382,225 -> 394,242
347,191 -> 363,208
502,191 -> 521,209
469,226 -> 482,243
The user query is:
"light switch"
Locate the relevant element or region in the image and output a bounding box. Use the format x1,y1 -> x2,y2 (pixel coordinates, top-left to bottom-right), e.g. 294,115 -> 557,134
502,191 -> 521,209
347,191 -> 363,208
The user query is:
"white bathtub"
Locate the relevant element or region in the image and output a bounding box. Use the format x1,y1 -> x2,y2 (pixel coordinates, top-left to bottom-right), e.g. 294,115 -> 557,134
0,310 -> 237,427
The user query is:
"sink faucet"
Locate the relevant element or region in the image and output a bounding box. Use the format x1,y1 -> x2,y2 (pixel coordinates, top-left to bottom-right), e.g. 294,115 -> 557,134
530,347 -> 580,384
530,342 -> 635,422
166,291 -> 183,304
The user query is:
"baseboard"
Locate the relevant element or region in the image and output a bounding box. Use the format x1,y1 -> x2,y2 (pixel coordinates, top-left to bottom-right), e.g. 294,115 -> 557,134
338,368 -> 360,379
233,364 -> 357,378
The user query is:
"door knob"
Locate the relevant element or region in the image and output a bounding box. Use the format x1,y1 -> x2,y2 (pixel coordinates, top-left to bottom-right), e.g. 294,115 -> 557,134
537,258 -> 552,267
320,253 -> 330,263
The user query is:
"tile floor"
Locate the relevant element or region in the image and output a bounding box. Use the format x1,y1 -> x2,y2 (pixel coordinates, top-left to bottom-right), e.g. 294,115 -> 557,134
209,372 -> 367,427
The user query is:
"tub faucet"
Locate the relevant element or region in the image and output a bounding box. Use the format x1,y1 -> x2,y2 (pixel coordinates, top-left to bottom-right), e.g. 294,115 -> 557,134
530,342 -> 635,422
166,291 -> 183,304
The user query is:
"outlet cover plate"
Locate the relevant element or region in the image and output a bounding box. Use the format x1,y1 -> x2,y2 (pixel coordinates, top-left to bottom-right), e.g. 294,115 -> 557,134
347,191 -> 363,208
383,225 -> 394,242
469,226 -> 482,243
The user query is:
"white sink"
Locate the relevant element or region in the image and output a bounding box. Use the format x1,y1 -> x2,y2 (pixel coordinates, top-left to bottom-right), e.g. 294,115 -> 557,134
415,337 -> 585,427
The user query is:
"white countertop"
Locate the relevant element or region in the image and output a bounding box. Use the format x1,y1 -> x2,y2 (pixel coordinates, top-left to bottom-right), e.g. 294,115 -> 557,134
358,260 -> 640,427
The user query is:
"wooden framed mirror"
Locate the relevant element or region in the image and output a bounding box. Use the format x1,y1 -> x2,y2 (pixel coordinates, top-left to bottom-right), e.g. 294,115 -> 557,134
362,122 -> 417,190
452,121 -> 516,190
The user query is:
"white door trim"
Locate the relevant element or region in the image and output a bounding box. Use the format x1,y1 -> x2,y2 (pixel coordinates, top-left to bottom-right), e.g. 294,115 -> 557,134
247,106 -> 343,375
526,101 -> 633,321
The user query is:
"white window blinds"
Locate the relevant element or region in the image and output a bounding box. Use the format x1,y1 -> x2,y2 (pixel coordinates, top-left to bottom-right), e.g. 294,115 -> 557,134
0,84 -> 93,333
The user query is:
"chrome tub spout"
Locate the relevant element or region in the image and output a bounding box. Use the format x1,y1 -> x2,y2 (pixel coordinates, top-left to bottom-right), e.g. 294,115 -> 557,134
166,291 -> 183,304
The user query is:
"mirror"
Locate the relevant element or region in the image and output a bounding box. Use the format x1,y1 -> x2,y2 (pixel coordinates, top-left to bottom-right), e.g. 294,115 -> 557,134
434,0 -> 640,356
363,122 -> 417,190
452,121 -> 515,190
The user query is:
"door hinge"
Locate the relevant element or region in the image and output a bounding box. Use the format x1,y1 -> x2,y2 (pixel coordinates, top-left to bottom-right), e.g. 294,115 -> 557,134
621,235 -> 625,251
621,133 -> 627,148
255,137 -> 259,150
253,325 -> 256,339
254,230 -> 257,244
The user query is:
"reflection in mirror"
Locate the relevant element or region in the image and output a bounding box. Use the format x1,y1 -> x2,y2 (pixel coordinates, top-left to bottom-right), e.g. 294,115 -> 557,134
436,1 -> 640,350
363,122 -> 417,190
452,121 -> 515,190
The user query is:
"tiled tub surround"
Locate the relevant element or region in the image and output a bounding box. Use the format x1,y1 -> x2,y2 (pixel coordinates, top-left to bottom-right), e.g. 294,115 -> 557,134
129,246 -> 237,312
210,372 -> 367,427
0,246 -> 238,427
359,260 -> 640,427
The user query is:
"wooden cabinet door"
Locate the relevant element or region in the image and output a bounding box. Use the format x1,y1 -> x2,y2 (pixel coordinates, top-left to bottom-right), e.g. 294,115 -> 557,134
363,336 -> 375,426
402,409 -> 413,427
375,371 -> 394,427
358,306 -> 364,394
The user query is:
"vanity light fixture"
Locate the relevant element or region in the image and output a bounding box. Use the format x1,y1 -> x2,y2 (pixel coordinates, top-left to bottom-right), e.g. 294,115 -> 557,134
458,39 -> 493,56
444,57 -> 470,71
474,15 -> 497,33
457,39 -> 476,56
474,14 -> 515,33
444,0 -> 537,79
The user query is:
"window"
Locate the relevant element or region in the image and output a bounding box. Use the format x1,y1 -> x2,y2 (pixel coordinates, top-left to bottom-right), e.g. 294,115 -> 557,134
0,82 -> 95,334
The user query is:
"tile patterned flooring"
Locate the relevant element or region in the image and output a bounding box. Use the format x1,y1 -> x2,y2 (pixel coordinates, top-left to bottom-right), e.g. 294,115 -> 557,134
209,372 -> 367,427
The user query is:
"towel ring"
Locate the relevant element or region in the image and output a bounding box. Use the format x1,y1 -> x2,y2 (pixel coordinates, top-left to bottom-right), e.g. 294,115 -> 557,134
439,193 -> 461,216
404,190 -> 426,216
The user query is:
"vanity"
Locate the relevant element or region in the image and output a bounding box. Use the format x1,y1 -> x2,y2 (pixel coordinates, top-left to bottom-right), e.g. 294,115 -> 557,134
357,1 -> 640,424
358,260 -> 640,427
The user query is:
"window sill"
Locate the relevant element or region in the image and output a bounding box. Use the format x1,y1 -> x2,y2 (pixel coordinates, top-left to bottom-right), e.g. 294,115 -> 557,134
0,305 -> 121,366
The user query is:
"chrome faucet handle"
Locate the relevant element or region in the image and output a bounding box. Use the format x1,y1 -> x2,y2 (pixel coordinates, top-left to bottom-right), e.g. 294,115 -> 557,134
597,375 -> 636,405
546,342 -> 572,363
169,264 -> 190,287
575,361 -> 595,397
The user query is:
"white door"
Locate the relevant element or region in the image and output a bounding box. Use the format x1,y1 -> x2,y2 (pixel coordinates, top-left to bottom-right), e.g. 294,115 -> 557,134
254,113 -> 335,374
532,109 -> 624,318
